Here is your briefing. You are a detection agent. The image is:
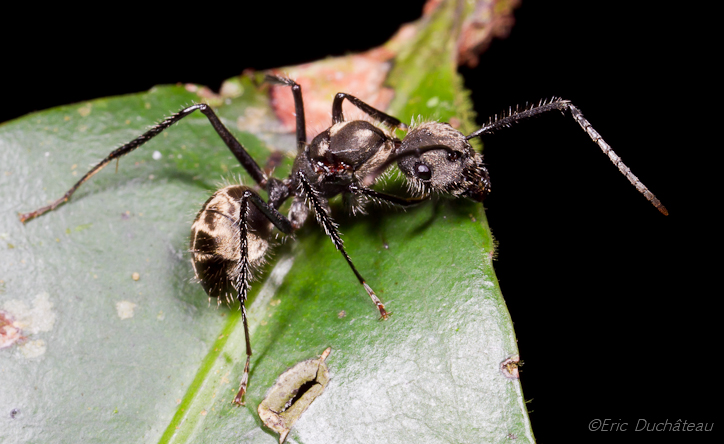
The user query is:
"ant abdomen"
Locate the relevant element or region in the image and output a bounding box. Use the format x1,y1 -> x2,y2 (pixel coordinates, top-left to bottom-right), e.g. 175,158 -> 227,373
190,185 -> 272,304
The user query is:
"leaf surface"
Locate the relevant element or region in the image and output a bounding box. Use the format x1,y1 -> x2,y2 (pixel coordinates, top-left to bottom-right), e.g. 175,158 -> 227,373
0,2 -> 532,443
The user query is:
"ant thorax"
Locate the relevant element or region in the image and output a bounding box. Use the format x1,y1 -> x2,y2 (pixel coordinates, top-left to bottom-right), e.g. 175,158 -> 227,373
293,120 -> 397,199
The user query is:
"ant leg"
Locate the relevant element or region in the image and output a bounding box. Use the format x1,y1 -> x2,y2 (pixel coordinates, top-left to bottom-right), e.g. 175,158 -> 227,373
232,188 -> 294,406
264,75 -> 307,152
19,104 -> 267,223
350,185 -> 430,207
466,99 -> 668,215
232,189 -> 254,406
297,172 -> 389,319
332,93 -> 408,130
245,190 -> 294,235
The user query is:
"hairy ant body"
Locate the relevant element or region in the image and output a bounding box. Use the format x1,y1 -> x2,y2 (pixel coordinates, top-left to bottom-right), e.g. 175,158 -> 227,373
19,74 -> 666,405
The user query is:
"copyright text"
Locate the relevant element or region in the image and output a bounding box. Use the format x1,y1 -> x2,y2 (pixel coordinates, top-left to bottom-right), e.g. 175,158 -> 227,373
588,419 -> 713,432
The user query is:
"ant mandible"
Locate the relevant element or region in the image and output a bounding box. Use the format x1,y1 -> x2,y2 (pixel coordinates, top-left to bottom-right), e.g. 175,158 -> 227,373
19,74 -> 667,405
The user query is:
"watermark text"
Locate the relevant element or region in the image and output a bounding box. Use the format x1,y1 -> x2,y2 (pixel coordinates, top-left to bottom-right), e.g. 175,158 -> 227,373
588,418 -> 713,432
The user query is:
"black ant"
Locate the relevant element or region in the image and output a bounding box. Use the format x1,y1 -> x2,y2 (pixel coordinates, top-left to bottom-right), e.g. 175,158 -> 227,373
18,74 -> 667,406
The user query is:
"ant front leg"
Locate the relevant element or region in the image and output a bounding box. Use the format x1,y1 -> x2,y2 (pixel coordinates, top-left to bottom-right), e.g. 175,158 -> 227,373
349,185 -> 430,207
266,74 -> 407,134
19,104 -> 267,223
332,93 -> 408,131
296,172 -> 390,319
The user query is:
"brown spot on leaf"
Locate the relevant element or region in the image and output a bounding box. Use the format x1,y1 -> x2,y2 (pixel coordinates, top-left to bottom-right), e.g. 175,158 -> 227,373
500,355 -> 521,379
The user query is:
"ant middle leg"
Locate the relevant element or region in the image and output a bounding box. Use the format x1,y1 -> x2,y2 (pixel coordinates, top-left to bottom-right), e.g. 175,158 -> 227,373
263,75 -> 307,152
231,188 -> 297,405
191,185 -> 295,405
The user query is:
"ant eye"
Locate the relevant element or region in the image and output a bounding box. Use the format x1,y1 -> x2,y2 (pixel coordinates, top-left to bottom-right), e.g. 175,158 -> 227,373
447,151 -> 461,162
414,162 -> 432,181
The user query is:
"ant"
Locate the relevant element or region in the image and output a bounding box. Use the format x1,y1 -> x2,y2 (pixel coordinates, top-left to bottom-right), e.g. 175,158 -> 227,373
19,74 -> 667,406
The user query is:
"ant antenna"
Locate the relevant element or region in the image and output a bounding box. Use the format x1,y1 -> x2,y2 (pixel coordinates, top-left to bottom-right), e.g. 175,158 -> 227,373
467,99 -> 668,215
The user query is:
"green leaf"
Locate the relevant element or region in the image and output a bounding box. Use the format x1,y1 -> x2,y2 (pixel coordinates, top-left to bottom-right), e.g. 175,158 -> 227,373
1,1 -> 532,443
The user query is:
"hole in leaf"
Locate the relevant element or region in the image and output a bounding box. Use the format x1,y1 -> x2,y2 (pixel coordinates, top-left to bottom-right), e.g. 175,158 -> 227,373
282,377 -> 319,413
258,347 -> 331,443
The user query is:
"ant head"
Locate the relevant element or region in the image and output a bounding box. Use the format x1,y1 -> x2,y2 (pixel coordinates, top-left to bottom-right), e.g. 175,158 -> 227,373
396,122 -> 491,202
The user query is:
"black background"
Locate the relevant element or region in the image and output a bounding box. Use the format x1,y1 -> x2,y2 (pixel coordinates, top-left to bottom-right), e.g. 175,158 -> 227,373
3,1 -> 711,442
